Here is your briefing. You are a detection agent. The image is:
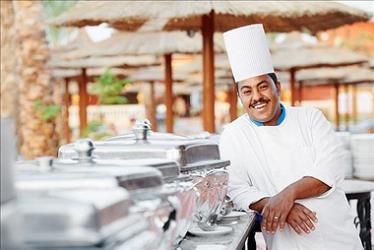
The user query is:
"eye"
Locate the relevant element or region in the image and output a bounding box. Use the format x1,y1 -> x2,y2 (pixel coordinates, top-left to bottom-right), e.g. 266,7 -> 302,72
259,84 -> 268,90
242,90 -> 251,95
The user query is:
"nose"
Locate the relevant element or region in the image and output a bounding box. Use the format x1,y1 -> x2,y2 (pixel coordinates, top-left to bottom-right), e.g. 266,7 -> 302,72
252,89 -> 262,103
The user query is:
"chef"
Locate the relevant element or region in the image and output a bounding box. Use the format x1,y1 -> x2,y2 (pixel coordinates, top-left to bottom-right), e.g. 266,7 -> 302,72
219,24 -> 362,250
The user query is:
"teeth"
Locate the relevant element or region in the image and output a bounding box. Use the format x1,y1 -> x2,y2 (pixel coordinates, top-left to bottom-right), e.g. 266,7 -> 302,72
254,103 -> 266,109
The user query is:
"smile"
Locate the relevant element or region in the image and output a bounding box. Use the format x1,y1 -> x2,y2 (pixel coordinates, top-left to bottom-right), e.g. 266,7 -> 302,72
252,102 -> 268,110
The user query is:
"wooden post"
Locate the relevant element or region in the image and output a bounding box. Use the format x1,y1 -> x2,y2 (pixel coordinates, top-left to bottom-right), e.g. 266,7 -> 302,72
352,84 -> 357,123
298,81 -> 303,105
344,84 -> 349,131
63,78 -> 71,142
290,68 -> 296,106
202,10 -> 215,133
228,84 -> 238,121
79,68 -> 88,137
334,83 -> 340,131
164,54 -> 173,133
149,82 -> 158,131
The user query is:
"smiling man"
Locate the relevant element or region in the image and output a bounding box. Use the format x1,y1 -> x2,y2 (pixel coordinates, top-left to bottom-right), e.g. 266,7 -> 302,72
219,24 -> 362,250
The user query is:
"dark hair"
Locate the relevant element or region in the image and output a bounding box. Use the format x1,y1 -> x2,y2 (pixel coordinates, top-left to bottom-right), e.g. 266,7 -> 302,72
268,73 -> 278,84
235,73 -> 278,94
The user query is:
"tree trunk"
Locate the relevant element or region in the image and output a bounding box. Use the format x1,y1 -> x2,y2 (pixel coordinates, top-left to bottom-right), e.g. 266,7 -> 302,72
13,0 -> 58,159
1,1 -> 18,119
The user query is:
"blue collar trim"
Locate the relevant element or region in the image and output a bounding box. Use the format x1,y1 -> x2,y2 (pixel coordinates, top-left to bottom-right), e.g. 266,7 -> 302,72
250,104 -> 286,126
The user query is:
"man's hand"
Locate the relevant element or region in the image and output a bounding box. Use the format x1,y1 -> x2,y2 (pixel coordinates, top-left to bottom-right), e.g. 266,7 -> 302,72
261,190 -> 295,234
286,203 -> 317,235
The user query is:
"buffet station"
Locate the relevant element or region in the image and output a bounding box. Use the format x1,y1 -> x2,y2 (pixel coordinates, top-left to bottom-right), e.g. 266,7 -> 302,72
3,119 -> 372,250
1,119 -> 256,250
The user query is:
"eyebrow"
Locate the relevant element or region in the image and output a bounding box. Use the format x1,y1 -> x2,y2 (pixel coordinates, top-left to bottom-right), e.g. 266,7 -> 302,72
240,80 -> 269,92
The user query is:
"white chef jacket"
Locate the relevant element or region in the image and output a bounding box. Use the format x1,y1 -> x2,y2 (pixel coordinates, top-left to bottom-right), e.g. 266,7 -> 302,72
219,105 -> 362,250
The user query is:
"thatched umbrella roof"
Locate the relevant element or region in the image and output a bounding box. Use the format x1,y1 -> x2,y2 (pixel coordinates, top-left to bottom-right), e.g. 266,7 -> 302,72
125,64 -> 230,83
272,46 -> 368,71
63,31 -> 225,59
50,67 -> 133,79
50,1 -> 370,34
51,28 -> 93,53
276,65 -> 374,85
49,55 -> 161,69
127,66 -> 188,83
176,54 -> 230,73
271,32 -> 368,71
298,66 -> 374,85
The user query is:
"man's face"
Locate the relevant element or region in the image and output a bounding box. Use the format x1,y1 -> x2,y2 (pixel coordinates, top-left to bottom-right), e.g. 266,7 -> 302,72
237,74 -> 281,123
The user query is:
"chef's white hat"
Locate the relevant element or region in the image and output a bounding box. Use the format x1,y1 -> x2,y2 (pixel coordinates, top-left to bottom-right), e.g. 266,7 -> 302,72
223,24 -> 274,82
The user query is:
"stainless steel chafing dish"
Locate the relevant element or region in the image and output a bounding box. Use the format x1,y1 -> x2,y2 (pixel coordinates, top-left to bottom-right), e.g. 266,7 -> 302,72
58,120 -> 229,174
15,171 -> 156,250
20,189 -> 135,248
16,154 -> 179,250
59,120 -> 230,232
56,138 -> 197,245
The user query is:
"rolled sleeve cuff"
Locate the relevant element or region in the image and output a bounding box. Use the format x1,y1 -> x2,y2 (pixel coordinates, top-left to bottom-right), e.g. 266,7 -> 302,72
234,191 -> 269,212
303,171 -> 336,199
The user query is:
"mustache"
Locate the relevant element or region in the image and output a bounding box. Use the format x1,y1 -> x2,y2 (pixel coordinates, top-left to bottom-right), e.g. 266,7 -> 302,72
250,98 -> 270,108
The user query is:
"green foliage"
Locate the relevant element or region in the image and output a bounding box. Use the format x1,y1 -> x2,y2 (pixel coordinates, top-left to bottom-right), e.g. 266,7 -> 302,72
89,69 -> 131,105
34,99 -> 61,121
82,120 -> 112,140
42,0 -> 77,18
42,0 -> 77,46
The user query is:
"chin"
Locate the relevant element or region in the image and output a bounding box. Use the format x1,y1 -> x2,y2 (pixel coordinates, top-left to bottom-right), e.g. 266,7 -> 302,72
250,114 -> 271,122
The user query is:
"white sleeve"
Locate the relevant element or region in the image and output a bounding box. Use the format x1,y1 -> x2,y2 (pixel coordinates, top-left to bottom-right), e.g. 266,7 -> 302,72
219,129 -> 269,211
304,108 -> 346,197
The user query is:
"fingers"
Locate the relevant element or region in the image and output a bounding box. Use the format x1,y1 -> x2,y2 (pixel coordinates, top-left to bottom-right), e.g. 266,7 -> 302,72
300,205 -> 317,231
262,207 -> 280,234
261,206 -> 268,231
302,216 -> 315,232
287,204 -> 318,234
303,207 -> 318,223
289,215 -> 308,234
270,214 -> 281,233
289,221 -> 302,235
279,213 -> 287,229
299,220 -> 311,234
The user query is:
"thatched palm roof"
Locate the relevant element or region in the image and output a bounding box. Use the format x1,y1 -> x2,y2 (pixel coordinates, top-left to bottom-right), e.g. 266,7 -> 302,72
176,54 -> 230,73
51,28 -> 93,53
127,66 -> 188,82
272,46 -> 367,71
62,31 -> 225,59
271,32 -> 368,71
298,66 -> 374,85
49,1 -> 370,34
50,67 -> 133,79
48,55 -> 161,69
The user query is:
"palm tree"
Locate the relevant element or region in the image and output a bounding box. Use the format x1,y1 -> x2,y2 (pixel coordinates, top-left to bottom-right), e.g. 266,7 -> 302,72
1,1 -> 18,119
13,0 -> 59,159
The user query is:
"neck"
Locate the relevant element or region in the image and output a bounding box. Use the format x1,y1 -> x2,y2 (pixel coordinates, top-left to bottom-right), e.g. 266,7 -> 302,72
263,104 -> 282,126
